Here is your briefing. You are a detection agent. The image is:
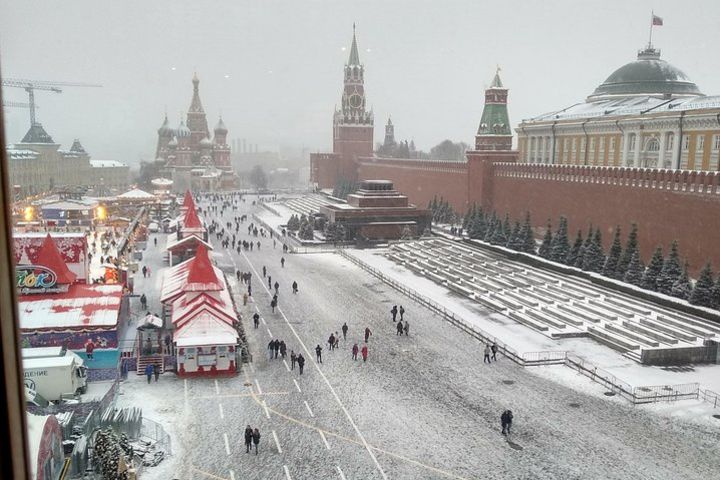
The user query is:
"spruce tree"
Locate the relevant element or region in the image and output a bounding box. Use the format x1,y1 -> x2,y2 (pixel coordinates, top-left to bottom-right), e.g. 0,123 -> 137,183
616,223 -> 638,278
567,229 -> 583,266
623,250 -> 645,286
484,211 -> 497,242
657,240 -> 682,295
603,226 -> 623,278
538,219 -> 553,259
521,212 -> 536,254
671,261 -> 692,300
550,216 -> 570,263
689,262 -> 715,307
712,275 -> 720,309
575,224 -> 594,268
507,221 -> 522,250
642,247 -> 664,291
490,216 -> 506,245
582,228 -> 606,272
502,214 -> 512,241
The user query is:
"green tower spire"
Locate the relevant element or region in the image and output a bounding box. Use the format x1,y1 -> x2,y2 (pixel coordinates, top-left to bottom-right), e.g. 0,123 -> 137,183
348,23 -> 360,66
475,67 -> 512,151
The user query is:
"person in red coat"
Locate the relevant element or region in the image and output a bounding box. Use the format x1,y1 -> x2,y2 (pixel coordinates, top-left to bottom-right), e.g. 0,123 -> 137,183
85,340 -> 95,360
361,344 -> 368,363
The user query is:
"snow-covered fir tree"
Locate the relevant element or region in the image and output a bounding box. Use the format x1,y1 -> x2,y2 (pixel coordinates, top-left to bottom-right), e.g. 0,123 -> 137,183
490,216 -> 506,245
507,221 -> 522,250
484,211 -> 498,242
616,223 -> 638,278
623,250 -> 645,286
575,224 -> 594,268
567,229 -> 583,266
602,226 -> 623,278
581,228 -> 605,273
689,262 -> 715,307
671,262 -> 693,300
549,216 -> 570,263
538,220 -> 552,259
712,275 -> 720,309
642,247 -> 665,291
502,214 -> 512,242
656,240 -> 682,295
520,212 -> 536,254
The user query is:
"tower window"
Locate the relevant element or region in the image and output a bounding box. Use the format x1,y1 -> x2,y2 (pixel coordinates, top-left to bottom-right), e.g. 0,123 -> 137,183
697,135 -> 705,151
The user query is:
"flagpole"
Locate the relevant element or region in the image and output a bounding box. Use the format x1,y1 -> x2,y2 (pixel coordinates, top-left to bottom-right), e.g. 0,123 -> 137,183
648,11 -> 654,48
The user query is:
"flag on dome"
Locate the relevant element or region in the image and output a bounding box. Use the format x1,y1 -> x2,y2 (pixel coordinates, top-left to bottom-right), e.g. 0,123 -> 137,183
652,14 -> 663,26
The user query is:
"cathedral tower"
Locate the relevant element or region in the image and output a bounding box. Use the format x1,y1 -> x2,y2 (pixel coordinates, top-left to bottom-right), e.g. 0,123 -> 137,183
187,73 -> 210,146
475,69 -> 512,151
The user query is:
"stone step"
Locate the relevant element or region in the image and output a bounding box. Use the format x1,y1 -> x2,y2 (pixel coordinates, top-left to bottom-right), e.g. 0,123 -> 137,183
605,323 -> 660,347
557,303 -> 603,323
533,287 -> 572,303
588,299 -> 635,318
639,319 -> 697,343
621,321 -> 679,345
575,302 -> 619,321
587,326 -> 639,352
604,296 -> 653,316
541,306 -> 586,327
524,309 -> 567,329
508,311 -> 550,332
504,290 -> 540,308
656,315 -> 719,338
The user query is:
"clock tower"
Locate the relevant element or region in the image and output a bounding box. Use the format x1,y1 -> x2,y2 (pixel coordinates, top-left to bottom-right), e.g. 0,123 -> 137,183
332,24 -> 374,184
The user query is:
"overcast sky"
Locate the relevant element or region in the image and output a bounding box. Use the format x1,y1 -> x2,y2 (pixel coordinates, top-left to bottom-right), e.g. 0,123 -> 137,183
1,0 -> 719,166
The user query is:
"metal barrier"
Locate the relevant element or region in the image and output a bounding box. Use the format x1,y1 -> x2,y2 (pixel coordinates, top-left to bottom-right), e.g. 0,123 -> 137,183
632,383 -> 700,404
140,417 -> 173,456
523,351 -> 568,365
699,389 -> 720,408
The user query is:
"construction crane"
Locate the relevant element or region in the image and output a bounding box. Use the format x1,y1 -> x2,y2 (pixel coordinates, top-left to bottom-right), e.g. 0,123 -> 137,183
1,78 -> 102,127
2,100 -> 32,109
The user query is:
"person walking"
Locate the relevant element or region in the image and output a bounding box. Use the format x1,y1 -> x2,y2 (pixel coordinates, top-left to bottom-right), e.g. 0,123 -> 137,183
244,425 -> 253,453
153,364 -> 160,382
140,294 -> 147,310
270,297 -> 277,313
281,257 -> 285,268
262,265 -> 267,277
334,332 -> 340,350
399,306 -> 405,321
501,410 -> 513,435
315,344 -> 323,363
142,265 -> 147,278
147,267 -> 151,277
404,319 -> 410,336
273,339 -> 280,359
297,354 -> 305,374
290,350 -> 297,370
491,343 -> 498,361
267,340 -> 274,360
253,313 -> 260,329
154,237 -> 157,246
352,343 -> 359,361
390,305 -> 398,322
268,276 -> 272,289
484,344 -> 492,364
292,281 -> 298,294
364,327 -> 372,343
252,428 -> 261,454
342,323 -> 348,340
279,341 -> 287,359
85,340 -> 95,360
328,333 -> 335,351
396,320 -> 404,336
361,344 -> 369,362
274,281 -> 279,294
145,364 -> 153,384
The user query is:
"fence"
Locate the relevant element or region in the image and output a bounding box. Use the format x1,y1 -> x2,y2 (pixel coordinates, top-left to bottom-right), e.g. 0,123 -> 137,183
140,417 -> 173,456
339,248 -> 706,405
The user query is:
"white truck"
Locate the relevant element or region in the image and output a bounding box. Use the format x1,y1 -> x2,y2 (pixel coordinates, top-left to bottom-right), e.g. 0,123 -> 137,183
22,347 -> 88,402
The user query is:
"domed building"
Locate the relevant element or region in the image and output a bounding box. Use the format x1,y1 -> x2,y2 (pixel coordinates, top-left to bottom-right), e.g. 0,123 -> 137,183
154,74 -> 238,192
517,45 -> 720,171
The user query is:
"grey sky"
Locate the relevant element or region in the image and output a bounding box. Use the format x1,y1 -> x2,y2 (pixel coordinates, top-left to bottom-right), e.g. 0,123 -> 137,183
1,0 -> 719,166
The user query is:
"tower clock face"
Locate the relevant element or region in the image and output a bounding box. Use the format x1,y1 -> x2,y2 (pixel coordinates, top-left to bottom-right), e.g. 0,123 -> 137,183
349,94 -> 362,108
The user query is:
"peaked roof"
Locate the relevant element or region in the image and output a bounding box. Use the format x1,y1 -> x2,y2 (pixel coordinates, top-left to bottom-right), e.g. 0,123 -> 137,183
183,244 -> 222,292
69,139 -> 86,153
189,73 -> 205,114
490,69 -> 504,89
182,203 -> 202,229
21,123 -> 55,144
182,190 -> 195,209
34,234 -> 77,284
117,188 -> 155,199
348,25 -> 361,66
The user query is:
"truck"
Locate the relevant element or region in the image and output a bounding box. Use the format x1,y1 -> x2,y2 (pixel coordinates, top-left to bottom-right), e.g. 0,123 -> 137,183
22,347 -> 88,402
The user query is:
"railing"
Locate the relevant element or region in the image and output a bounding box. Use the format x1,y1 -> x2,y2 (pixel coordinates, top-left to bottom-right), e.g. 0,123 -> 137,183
140,417 -> 173,456
339,248 -> 706,405
492,163 -> 720,196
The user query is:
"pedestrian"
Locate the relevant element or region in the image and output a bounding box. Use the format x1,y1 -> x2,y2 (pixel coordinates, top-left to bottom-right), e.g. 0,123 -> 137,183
491,342 -> 498,361
147,267 -> 151,277
154,237 -> 157,246
315,344 -> 323,363
252,428 -> 261,454
263,266 -> 266,277
364,327 -> 372,343
399,306 -> 405,321
292,281 -> 298,294
501,410 -> 513,435
352,343 -> 359,360
396,320 -> 404,335
142,265 -> 147,278
268,276 -> 272,289
290,350 -> 296,370
145,364 -> 153,384
404,319 -> 410,336
273,339 -> 280,359
297,354 -> 305,374
281,257 -> 285,268
248,284 -> 252,297
253,313 -> 260,329
342,322 -> 348,340
484,344 -> 492,364
328,333 -> 335,351
334,332 -> 340,350
243,292 -> 248,306
273,293 -> 278,307
153,364 -> 160,382
361,344 -> 368,362
274,281 -> 279,294
267,340 -> 274,360
271,298 -> 276,313
244,425 -> 253,453
280,341 -> 287,359
391,305 -> 398,322
85,340 -> 95,360
140,293 -> 147,310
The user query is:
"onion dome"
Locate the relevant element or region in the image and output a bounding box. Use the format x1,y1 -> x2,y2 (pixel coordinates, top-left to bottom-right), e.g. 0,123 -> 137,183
157,114 -> 173,135
214,117 -> 228,134
176,120 -> 191,138
588,47 -> 702,102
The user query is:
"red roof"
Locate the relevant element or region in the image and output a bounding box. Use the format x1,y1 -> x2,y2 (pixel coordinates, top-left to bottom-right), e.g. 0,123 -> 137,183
35,234 -> 77,284
182,190 -> 195,209
182,204 -> 203,230
183,244 -> 222,292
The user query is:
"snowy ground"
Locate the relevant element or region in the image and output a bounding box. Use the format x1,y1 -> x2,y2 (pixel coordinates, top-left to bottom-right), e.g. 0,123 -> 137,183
119,195 -> 720,480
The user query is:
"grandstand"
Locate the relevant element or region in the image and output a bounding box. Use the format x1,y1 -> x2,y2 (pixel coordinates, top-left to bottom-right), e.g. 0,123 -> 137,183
386,238 -> 720,364
281,194 -> 339,217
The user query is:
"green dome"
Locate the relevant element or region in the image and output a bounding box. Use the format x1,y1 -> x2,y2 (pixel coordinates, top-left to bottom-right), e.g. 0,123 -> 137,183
588,47 -> 702,102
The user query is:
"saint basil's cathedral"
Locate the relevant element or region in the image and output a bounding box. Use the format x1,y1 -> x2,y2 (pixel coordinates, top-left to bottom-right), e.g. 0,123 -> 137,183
155,73 -> 237,193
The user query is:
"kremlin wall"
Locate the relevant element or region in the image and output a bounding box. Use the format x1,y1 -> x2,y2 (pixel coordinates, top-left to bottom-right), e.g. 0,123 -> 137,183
311,30 -> 720,275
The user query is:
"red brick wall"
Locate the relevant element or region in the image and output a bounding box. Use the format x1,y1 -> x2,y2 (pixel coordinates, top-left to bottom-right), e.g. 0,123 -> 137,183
310,153 -> 340,189
357,157 -> 469,213
486,164 -> 720,275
